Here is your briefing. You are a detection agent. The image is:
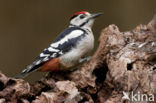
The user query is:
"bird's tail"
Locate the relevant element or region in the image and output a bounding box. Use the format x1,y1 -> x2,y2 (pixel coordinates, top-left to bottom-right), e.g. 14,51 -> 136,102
14,64 -> 40,79
14,67 -> 34,79
14,71 -> 29,79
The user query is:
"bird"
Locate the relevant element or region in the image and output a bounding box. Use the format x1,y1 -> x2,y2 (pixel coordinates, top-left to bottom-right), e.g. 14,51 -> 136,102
15,11 -> 103,78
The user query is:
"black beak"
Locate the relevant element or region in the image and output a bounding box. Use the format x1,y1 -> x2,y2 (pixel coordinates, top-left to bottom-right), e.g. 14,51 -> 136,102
90,12 -> 103,19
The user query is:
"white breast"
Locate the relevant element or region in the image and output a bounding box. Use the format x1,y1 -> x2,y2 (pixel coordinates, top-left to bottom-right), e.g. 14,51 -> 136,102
60,30 -> 94,68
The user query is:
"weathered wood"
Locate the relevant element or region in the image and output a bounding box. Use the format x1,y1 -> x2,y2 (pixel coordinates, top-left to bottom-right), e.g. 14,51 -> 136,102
0,15 -> 156,103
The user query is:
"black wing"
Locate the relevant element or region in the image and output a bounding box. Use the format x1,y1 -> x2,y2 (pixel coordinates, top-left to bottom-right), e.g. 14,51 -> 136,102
14,27 -> 86,78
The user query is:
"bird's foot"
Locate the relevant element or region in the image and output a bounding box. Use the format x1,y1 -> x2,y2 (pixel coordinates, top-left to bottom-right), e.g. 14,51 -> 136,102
79,56 -> 92,63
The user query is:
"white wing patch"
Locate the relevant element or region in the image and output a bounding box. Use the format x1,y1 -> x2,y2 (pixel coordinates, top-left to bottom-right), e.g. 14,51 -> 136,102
59,51 -> 63,55
43,57 -> 49,61
48,47 -> 59,52
50,53 -> 57,58
35,60 -> 41,65
40,53 -> 50,57
51,30 -> 83,48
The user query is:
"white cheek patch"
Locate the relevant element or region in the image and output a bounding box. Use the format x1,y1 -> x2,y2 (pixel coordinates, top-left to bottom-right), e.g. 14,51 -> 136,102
70,16 -> 81,25
51,30 -> 83,48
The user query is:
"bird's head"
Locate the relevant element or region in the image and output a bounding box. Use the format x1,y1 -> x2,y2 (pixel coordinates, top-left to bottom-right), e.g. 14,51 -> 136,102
69,11 -> 103,28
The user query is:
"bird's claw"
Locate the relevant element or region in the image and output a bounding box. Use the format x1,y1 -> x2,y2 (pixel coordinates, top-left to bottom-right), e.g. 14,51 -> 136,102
79,56 -> 92,63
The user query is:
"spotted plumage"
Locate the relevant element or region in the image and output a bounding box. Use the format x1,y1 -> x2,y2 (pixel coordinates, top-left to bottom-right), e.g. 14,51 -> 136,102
15,11 -> 102,78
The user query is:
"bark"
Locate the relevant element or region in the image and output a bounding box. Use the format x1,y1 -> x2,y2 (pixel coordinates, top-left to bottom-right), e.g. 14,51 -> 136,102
0,15 -> 156,103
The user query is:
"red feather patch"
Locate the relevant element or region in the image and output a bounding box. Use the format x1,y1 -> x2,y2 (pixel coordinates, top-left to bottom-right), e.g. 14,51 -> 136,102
73,11 -> 87,16
70,11 -> 87,20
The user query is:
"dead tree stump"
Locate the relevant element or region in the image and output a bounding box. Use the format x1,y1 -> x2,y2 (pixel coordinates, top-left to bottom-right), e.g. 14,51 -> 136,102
0,15 -> 156,103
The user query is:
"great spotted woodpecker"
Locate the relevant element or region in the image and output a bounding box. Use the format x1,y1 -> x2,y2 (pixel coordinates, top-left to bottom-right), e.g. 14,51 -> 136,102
15,11 -> 103,78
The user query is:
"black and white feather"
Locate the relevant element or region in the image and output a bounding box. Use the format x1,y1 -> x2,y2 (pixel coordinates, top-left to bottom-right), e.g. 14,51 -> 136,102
14,11 -> 102,78
15,27 -> 87,78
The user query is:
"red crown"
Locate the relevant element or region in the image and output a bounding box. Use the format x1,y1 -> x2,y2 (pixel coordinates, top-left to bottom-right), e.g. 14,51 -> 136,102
72,11 -> 87,16
70,11 -> 87,20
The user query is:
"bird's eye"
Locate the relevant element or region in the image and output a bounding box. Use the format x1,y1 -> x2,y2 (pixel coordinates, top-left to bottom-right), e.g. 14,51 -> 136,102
80,15 -> 85,19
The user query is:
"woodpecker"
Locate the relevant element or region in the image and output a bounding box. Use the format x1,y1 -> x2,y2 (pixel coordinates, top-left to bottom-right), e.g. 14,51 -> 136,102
15,11 -> 103,78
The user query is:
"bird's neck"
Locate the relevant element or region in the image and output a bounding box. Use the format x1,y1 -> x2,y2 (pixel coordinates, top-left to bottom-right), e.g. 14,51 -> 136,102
69,24 -> 92,31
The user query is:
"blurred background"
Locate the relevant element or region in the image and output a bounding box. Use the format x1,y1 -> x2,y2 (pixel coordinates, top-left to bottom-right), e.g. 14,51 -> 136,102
0,0 -> 155,82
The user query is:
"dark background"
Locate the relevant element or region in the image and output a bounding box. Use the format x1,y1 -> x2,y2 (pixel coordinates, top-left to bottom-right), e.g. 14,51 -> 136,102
0,0 -> 155,82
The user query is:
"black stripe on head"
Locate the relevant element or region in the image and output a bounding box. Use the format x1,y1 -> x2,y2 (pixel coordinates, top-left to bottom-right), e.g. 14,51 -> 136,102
79,19 -> 89,27
70,15 -> 79,20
